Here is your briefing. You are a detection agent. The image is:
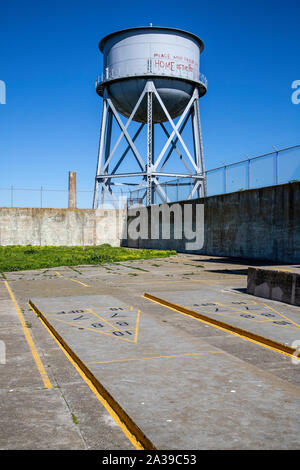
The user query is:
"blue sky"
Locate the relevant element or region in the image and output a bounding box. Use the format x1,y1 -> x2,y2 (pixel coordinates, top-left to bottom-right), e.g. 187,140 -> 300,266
0,0 -> 299,206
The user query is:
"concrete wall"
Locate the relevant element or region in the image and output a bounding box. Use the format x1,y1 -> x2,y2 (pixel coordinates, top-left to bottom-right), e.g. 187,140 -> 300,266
1,183 -> 299,263
124,182 -> 300,263
247,267 -> 300,306
0,208 -> 126,246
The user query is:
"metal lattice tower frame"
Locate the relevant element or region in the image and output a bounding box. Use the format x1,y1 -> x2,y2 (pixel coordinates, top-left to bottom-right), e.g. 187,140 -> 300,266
93,80 -> 207,209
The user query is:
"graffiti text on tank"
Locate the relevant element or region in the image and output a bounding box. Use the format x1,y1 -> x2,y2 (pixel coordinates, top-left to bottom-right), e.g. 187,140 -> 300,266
153,53 -> 198,74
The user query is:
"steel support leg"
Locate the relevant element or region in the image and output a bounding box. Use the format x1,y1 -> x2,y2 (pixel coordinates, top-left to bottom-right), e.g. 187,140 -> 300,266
93,98 -> 108,208
193,97 -> 207,197
147,89 -> 153,206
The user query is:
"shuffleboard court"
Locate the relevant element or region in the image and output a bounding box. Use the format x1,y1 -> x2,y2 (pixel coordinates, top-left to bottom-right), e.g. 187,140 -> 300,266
143,289 -> 300,349
29,293 -> 300,450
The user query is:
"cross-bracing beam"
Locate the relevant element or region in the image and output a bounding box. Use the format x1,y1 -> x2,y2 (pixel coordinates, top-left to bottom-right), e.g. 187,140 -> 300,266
93,80 -> 206,208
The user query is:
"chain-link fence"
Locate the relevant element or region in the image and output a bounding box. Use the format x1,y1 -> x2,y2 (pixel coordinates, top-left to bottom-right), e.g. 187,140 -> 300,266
0,185 -> 133,209
128,144 -> 300,206
127,177 -> 198,208
1,145 -> 299,209
0,187 -> 94,209
205,144 -> 300,196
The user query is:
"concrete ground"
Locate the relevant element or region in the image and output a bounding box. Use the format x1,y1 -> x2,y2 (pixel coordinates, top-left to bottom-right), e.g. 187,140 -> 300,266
1,254 -> 300,449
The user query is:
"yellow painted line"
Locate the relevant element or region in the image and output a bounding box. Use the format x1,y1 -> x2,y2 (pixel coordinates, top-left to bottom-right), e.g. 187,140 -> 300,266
144,293 -> 297,359
87,351 -> 224,365
214,301 -> 266,315
134,310 -> 141,344
4,281 -> 52,389
262,304 -> 300,329
187,301 -> 300,329
45,305 -> 132,312
88,307 -> 141,343
215,301 -> 280,317
28,300 -> 155,450
184,306 -> 276,323
54,271 -> 90,287
87,308 -> 122,330
45,312 -> 133,321
117,279 -> 209,285
87,307 -> 139,343
169,304 -> 300,331
231,301 -> 300,329
275,267 -> 293,273
70,278 -> 90,287
38,315 -> 134,333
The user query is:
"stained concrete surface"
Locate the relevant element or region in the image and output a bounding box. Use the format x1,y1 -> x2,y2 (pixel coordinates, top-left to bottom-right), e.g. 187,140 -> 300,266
1,254 -> 300,449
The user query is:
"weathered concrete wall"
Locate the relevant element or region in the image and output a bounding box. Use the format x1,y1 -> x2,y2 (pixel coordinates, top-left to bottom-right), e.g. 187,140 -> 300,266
1,183 -> 299,262
0,208 -> 127,246
247,267 -> 300,306
124,182 -> 300,263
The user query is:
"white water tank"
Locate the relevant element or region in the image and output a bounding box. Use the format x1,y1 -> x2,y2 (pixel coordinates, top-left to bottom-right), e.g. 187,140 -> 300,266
96,26 -> 207,123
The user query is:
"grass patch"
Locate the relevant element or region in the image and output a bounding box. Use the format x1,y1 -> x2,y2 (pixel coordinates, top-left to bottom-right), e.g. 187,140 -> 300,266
0,244 -> 176,272
68,266 -> 82,275
119,264 -> 149,272
183,263 -> 204,268
71,413 -> 79,425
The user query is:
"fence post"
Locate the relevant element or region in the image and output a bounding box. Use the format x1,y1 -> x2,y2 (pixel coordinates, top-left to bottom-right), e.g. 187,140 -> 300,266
276,152 -> 279,185
40,186 -> 43,208
248,159 -> 251,189
224,166 -> 227,193
10,185 -> 13,207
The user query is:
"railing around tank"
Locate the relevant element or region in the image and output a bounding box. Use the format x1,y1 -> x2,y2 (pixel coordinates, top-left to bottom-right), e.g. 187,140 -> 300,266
95,58 -> 207,90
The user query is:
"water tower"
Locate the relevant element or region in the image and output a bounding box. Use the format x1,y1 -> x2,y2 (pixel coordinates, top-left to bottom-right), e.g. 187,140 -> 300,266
93,26 -> 207,208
